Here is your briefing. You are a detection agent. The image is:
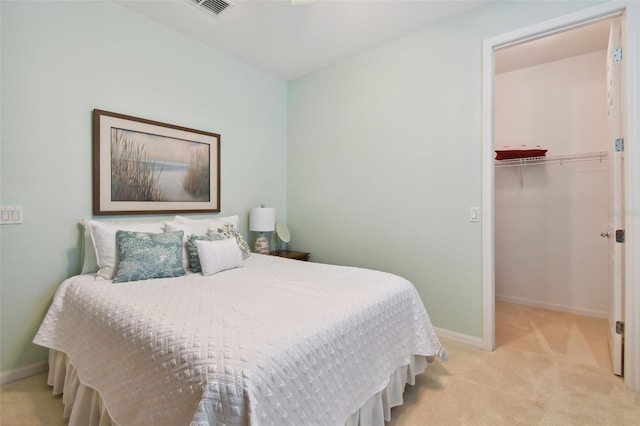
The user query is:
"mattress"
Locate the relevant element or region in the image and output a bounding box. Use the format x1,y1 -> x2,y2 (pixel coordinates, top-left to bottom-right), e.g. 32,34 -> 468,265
34,254 -> 445,425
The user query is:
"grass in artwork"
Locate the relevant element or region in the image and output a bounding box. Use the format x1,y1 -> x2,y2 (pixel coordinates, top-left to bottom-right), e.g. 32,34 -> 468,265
183,146 -> 210,200
111,129 -> 166,201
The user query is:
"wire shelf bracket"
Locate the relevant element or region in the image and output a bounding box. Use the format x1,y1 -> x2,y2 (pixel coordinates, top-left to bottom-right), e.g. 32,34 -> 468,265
495,151 -> 608,187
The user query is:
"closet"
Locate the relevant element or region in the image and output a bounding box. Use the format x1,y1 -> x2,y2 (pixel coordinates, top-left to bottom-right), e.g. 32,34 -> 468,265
494,21 -> 613,319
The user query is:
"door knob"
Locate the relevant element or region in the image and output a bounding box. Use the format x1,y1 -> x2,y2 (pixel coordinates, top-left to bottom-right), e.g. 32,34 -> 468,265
601,231 -> 611,238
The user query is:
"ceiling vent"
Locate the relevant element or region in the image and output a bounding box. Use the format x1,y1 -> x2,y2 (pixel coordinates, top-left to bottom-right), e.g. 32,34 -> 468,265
188,0 -> 233,17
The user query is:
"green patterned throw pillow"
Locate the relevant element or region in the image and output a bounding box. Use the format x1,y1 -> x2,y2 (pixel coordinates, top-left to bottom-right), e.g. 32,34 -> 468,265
209,224 -> 251,259
186,233 -> 224,273
113,230 -> 186,283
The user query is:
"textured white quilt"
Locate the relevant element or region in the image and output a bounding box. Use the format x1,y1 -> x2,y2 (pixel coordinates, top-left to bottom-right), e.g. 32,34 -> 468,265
34,254 -> 444,425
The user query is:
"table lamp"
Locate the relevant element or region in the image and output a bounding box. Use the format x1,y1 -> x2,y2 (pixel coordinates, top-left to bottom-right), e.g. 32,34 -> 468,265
249,205 -> 275,254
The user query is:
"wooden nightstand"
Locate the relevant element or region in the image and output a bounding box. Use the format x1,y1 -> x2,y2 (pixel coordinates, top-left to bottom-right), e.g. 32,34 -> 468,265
269,250 -> 310,261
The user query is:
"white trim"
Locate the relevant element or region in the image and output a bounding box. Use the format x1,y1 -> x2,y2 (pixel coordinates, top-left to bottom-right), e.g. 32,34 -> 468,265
0,361 -> 48,385
496,294 -> 608,319
435,327 -> 484,350
482,1 -> 640,391
621,0 -> 640,392
481,35 -> 496,352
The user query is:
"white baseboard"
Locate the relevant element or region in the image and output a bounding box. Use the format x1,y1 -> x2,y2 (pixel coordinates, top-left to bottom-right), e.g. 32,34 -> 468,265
0,361 -> 48,386
435,327 -> 484,349
496,294 -> 608,319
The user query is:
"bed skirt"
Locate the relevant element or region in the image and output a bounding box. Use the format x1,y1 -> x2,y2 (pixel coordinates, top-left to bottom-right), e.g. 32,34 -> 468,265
47,349 -> 427,426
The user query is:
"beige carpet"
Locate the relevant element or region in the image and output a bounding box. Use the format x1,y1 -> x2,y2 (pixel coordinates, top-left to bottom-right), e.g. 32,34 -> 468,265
389,302 -> 640,425
0,373 -> 65,426
1,302 -> 639,425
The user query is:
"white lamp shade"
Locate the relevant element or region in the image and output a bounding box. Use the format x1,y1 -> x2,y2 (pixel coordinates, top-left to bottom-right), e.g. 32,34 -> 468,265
249,207 -> 276,232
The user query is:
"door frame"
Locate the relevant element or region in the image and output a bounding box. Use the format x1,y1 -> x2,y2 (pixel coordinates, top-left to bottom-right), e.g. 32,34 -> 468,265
481,1 -> 640,391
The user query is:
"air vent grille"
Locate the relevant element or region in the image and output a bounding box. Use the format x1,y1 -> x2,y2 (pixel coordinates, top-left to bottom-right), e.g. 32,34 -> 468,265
189,0 -> 233,17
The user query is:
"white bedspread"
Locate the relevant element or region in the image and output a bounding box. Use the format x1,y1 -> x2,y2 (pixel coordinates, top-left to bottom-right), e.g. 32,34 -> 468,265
34,254 -> 444,425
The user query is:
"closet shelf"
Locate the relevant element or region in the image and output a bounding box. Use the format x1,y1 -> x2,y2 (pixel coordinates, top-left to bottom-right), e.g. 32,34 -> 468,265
495,151 -> 608,168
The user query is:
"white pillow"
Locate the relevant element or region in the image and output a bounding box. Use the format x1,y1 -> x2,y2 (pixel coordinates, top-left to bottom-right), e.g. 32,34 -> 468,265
80,220 -> 99,274
195,238 -> 244,276
164,215 -> 241,270
173,215 -> 240,229
86,220 -> 165,280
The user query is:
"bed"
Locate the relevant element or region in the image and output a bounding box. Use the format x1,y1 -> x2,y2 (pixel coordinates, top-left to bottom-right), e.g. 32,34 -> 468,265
33,215 -> 446,426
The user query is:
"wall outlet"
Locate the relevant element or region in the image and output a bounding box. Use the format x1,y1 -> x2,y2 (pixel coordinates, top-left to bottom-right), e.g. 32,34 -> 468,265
1,206 -> 23,224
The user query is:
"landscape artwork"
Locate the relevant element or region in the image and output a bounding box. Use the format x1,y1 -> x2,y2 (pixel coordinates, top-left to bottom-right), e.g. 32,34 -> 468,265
110,128 -> 210,203
94,109 -> 220,215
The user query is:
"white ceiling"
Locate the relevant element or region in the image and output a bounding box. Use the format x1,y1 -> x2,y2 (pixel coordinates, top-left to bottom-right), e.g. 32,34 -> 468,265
118,0 -> 493,80
495,18 -> 613,74
118,1 -> 614,80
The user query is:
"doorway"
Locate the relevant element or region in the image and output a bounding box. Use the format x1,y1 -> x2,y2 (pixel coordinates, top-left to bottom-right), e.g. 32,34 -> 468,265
481,2 -> 640,391
493,18 -> 615,370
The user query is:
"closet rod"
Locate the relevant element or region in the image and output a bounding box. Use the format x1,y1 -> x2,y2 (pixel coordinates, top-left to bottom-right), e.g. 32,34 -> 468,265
495,151 -> 608,168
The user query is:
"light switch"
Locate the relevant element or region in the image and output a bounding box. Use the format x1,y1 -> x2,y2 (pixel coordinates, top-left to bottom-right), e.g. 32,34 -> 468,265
469,207 -> 479,222
1,206 -> 23,224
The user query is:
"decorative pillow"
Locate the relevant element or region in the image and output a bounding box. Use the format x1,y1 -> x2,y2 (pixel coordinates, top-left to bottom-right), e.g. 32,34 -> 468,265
209,224 -> 251,259
164,215 -> 240,270
86,220 -> 166,279
113,231 -> 186,283
195,238 -> 244,276
186,233 -> 224,273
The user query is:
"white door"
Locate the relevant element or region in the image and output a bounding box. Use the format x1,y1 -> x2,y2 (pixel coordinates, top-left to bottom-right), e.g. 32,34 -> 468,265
606,19 -> 624,377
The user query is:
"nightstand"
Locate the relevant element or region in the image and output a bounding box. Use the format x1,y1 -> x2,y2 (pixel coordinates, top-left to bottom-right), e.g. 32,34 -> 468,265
268,250 -> 310,261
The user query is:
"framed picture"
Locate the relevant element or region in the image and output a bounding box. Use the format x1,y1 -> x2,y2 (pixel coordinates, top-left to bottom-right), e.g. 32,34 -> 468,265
93,109 -> 220,215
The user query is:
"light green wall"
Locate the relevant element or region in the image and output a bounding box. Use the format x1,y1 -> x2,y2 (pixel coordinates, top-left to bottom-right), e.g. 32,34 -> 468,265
0,0 -> 606,375
287,1 -> 603,337
0,1 -> 287,372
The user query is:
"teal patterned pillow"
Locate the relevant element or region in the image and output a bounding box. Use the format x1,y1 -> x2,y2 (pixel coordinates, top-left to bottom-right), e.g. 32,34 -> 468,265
209,224 -> 251,259
113,230 -> 186,283
186,233 -> 224,273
